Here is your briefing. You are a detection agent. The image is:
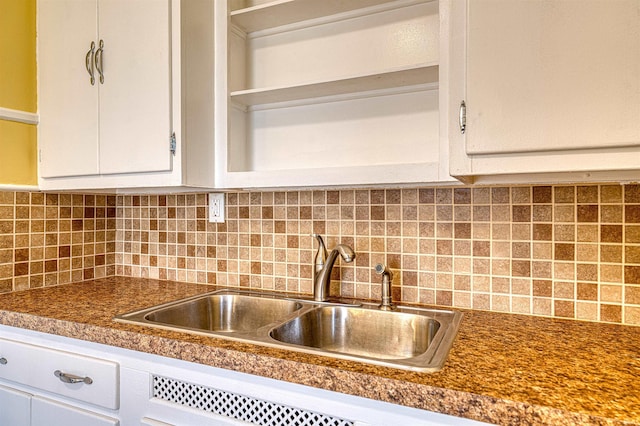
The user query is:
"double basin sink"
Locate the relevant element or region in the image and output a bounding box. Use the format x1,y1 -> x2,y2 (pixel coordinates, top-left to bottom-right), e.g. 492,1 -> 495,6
115,290 -> 462,372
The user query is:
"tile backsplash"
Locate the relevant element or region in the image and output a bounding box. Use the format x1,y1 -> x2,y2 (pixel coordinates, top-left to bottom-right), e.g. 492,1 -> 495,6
1,185 -> 639,326
0,191 -> 116,292
116,184 -> 640,326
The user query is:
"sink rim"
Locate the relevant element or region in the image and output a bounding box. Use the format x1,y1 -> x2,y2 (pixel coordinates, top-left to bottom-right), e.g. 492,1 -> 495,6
115,289 -> 462,372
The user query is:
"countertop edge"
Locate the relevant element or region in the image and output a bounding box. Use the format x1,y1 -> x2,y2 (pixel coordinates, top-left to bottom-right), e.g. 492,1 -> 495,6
0,309 -> 632,426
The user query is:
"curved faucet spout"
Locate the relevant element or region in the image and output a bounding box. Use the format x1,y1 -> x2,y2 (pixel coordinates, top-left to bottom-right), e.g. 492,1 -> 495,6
313,243 -> 355,302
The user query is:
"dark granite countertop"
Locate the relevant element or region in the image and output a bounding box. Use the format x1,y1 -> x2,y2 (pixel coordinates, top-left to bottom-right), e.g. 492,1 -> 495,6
0,277 -> 638,425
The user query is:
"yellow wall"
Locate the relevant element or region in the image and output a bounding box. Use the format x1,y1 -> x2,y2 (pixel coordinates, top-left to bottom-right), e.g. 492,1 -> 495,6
0,0 -> 38,186
0,121 -> 37,184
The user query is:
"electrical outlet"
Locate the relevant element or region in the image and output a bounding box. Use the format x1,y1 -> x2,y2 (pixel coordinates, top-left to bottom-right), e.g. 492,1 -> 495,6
208,193 -> 225,223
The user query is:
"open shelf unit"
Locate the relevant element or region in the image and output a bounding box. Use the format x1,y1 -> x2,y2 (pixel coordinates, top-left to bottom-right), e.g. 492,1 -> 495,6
216,0 -> 452,188
230,0 -> 410,33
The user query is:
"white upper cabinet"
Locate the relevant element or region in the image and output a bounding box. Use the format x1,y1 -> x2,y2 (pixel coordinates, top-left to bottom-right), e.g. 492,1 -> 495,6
449,0 -> 640,183
38,0 -> 216,190
96,0 -> 172,176
38,0 -> 100,178
215,0 -> 457,189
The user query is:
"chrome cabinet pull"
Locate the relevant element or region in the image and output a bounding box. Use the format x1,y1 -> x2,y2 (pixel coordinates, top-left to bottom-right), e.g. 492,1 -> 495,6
459,100 -> 466,134
54,370 -> 93,385
94,39 -> 104,84
0,357 -> 7,365
85,41 -> 96,85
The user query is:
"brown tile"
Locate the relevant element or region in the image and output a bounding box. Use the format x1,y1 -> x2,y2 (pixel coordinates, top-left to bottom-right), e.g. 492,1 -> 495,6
532,205 -> 552,222
472,187 -> 490,204
512,242 -> 530,258
554,224 -> 575,242
512,260 -> 531,277
418,188 -> 434,204
511,187 -> 531,204
435,290 -> 452,306
626,246 -> 640,264
554,243 -> 575,261
625,266 -> 640,284
577,283 -> 598,301
370,206 -> 385,221
576,225 -> 598,243
473,241 -> 490,257
14,263 -> 28,276
492,205 -> 510,222
473,206 -> 490,221
512,205 -> 531,222
600,304 -> 622,323
385,189 -> 401,204
627,226 -> 640,243
554,281 -> 574,299
491,187 -> 510,204
453,188 -> 471,204
601,185 -> 622,203
554,300 -> 575,318
576,205 -> 598,222
600,205 -> 622,223
625,205 -> 640,223
624,184 -> 640,203
370,189 -> 384,204
454,223 -> 471,239
576,186 -> 599,203
532,186 -> 552,203
554,205 -> 575,222
625,286 -> 640,304
576,263 -> 597,281
601,225 -> 622,243
554,186 -> 575,203
533,224 -> 552,241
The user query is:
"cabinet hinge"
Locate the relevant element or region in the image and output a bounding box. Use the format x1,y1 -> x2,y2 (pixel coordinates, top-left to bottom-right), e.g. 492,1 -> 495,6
170,133 -> 177,155
459,101 -> 466,134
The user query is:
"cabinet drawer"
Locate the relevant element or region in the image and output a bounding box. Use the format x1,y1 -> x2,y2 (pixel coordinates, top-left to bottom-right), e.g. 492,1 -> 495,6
0,338 -> 119,409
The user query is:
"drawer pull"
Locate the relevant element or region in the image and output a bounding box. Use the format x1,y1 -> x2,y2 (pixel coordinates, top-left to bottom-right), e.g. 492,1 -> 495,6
54,370 -> 93,385
0,357 -> 6,365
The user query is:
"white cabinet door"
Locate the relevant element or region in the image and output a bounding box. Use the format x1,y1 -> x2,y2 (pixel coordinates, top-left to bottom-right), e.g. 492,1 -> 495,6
32,396 -> 119,426
0,385 -> 31,426
97,0 -> 172,175
38,0 -> 99,178
449,0 -> 640,180
38,0 -> 173,179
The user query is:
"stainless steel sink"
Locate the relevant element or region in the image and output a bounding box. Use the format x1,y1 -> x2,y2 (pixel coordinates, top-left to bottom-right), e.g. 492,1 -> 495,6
270,306 -> 440,359
115,289 -> 462,372
116,291 -> 303,335
270,304 -> 460,371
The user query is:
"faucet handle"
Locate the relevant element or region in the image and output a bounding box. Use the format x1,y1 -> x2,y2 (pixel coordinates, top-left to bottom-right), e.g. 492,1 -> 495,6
311,234 -> 327,272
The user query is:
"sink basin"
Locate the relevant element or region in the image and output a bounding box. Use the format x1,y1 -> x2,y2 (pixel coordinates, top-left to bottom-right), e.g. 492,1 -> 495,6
115,289 -> 461,372
269,305 -> 460,371
117,291 -> 303,334
269,306 -> 440,359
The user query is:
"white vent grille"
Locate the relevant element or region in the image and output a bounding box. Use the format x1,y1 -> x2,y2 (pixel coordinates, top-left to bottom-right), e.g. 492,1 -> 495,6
152,375 -> 355,426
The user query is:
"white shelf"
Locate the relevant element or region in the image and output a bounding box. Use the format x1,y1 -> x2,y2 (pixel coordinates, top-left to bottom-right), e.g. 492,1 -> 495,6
230,63 -> 438,107
231,0 -> 405,33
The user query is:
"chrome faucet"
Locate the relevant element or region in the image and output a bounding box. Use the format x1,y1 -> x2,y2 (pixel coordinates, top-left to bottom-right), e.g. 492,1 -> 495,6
312,234 -> 355,302
375,263 -> 396,311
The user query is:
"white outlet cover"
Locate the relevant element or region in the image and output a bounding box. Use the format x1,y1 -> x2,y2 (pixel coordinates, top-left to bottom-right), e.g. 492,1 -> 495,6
209,193 -> 225,223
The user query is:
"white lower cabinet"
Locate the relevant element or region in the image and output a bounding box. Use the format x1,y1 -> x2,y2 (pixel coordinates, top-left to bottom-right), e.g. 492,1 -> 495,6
0,325 -> 488,426
0,384 -> 31,425
31,396 -> 119,426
